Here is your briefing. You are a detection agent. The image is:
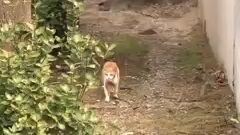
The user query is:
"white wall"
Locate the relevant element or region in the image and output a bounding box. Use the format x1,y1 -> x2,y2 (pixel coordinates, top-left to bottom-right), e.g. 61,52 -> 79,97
234,0 -> 240,116
198,0 -> 235,90
198,0 -> 240,116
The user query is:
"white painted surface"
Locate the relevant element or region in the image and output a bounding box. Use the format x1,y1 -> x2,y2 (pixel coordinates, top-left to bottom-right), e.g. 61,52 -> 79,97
198,0 -> 235,90
198,0 -> 240,115
234,0 -> 240,114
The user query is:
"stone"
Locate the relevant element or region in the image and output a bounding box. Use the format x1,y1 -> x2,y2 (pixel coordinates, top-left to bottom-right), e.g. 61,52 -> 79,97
139,29 -> 157,35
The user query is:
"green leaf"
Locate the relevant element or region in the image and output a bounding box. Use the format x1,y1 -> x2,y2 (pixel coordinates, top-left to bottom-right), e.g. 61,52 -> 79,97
61,73 -> 69,79
1,101 -> 9,105
31,113 -> 41,122
15,95 -> 23,102
92,58 -> 100,67
11,124 -> 19,133
38,102 -> 48,111
85,72 -> 94,81
47,114 -> 59,124
62,114 -> 71,122
25,22 -> 34,30
3,128 -> 12,135
1,23 -> 10,32
104,52 -> 115,59
48,54 -> 57,61
60,84 -> 70,92
35,27 -> 45,35
17,42 -> 26,50
73,34 -> 82,43
95,46 -> 104,58
12,75 -> 22,83
30,52 -> 40,58
55,36 -> 62,42
87,64 -> 96,69
89,112 -> 98,123
5,93 -> 13,100
69,64 -> 75,70
58,123 -> 66,130
37,120 -> 47,129
36,127 -> 46,135
18,116 -> 27,123
108,43 -> 117,51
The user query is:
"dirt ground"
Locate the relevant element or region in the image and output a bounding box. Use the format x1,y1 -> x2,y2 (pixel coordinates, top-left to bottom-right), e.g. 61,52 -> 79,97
80,0 -> 239,134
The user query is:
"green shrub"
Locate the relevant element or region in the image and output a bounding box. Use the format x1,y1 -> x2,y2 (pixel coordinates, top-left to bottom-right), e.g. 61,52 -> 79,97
0,21 -> 114,135
0,0 -> 116,134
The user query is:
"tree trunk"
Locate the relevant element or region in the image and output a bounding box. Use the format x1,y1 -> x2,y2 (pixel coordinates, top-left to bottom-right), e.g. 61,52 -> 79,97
0,0 -> 32,24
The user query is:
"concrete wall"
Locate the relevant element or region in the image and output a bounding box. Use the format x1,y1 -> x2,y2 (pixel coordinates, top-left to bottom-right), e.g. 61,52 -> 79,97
234,0 -> 240,115
198,0 -> 240,115
198,0 -> 235,89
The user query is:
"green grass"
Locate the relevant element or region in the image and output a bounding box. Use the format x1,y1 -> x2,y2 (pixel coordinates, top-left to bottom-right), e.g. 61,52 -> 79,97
177,45 -> 202,70
176,29 -> 207,71
113,35 -> 148,57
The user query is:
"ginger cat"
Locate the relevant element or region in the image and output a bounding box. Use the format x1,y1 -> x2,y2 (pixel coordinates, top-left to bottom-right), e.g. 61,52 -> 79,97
102,61 -> 120,102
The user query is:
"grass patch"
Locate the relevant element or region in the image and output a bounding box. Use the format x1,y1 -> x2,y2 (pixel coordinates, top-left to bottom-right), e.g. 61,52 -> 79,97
109,35 -> 150,76
177,45 -> 202,70
176,29 -> 208,71
113,35 -> 148,57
